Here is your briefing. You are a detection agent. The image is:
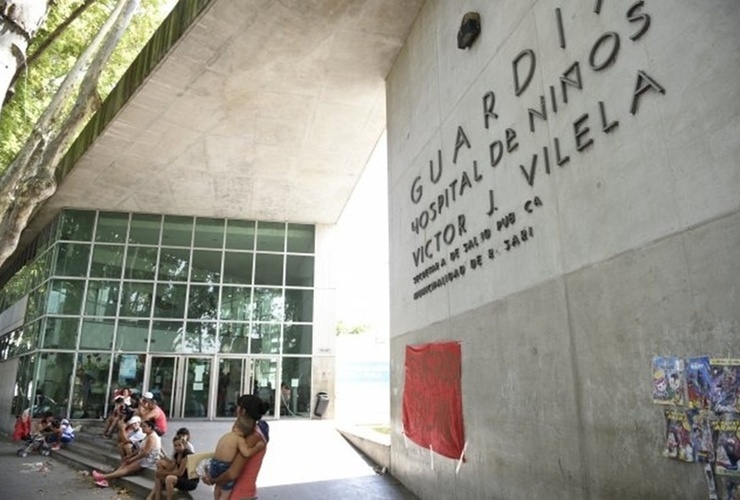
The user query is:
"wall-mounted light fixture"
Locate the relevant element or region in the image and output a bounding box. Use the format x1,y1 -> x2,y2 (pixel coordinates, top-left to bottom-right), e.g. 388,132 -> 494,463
457,12 -> 481,50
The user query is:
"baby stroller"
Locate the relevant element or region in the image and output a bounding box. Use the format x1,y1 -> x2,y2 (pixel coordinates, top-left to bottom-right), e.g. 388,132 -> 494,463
16,432 -> 52,457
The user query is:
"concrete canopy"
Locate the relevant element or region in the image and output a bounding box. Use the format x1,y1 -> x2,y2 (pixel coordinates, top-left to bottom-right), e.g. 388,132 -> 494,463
25,0 -> 422,241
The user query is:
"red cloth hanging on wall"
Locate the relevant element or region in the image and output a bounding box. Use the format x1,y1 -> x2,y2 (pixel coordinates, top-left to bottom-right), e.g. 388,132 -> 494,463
402,341 -> 465,459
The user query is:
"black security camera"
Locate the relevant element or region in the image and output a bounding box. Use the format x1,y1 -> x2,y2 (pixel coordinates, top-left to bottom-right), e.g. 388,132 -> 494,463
457,12 -> 481,50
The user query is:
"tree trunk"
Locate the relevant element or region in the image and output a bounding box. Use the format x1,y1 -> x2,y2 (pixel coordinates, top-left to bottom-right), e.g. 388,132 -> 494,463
0,0 -> 50,115
5,0 -> 99,104
0,0 -> 139,268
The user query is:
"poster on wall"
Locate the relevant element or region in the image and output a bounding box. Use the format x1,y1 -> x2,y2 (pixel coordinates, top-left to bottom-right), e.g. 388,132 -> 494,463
686,356 -> 712,410
710,359 -> 740,413
662,409 -> 694,462
119,355 -> 138,384
725,476 -> 740,500
652,356 -> 685,406
714,413 -> 740,475
402,341 -> 465,460
688,410 -> 715,463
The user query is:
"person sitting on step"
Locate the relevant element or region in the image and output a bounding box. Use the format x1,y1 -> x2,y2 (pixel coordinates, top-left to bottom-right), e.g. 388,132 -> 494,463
147,435 -> 199,500
92,418 -> 161,488
116,415 -> 145,461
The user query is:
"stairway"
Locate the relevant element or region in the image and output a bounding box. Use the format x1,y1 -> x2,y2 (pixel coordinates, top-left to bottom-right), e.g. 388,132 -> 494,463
52,420 -> 195,499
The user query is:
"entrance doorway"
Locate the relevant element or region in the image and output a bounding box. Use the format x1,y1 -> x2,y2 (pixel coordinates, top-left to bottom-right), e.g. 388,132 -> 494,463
215,357 -> 278,418
147,355 -> 279,419
147,356 -> 212,419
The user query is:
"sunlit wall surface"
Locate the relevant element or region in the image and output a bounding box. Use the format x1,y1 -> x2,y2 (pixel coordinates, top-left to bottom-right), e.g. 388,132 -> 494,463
0,209 -> 316,419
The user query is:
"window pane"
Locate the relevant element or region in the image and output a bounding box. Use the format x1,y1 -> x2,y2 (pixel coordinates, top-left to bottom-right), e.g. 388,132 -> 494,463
90,244 -> 124,279
225,220 -> 255,250
53,243 -> 90,277
85,280 -> 120,316
112,353 -> 145,391
188,285 -> 219,320
191,250 -> 222,283
287,224 -> 315,253
256,221 -> 285,251
96,212 -> 129,243
47,279 -> 85,315
254,253 -> 283,285
42,317 -> 79,349
250,323 -> 280,354
159,248 -> 190,281
284,288 -> 313,322
79,318 -> 115,349
59,210 -> 95,241
285,255 -> 313,287
220,286 -> 251,321
182,321 -> 218,354
162,215 -> 193,247
194,217 -> 224,248
150,321 -> 182,352
24,277 -> 41,311
223,252 -> 253,284
8,325 -> 34,355
125,246 -> 158,280
37,352 -> 75,417
129,214 -> 161,245
11,354 -> 35,415
218,323 -> 249,354
283,324 -> 312,355
154,283 -> 187,319
116,319 -> 150,351
120,282 -> 153,317
73,353 -> 111,419
253,288 -> 283,322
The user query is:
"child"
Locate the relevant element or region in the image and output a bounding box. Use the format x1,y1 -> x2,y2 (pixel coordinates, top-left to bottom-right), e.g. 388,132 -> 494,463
104,388 -> 132,436
155,428 -> 194,478
147,436 -> 198,500
46,418 -> 75,450
175,427 -> 195,453
12,409 -> 32,442
209,415 -> 265,500
36,411 -> 62,450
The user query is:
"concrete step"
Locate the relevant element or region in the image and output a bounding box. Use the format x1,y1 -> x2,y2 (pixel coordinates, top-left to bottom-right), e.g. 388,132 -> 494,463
53,444 -> 153,497
53,428 -> 194,499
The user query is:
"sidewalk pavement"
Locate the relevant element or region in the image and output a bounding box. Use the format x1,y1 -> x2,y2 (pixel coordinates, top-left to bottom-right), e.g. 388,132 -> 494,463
1,419 -> 418,499
0,438 -> 120,499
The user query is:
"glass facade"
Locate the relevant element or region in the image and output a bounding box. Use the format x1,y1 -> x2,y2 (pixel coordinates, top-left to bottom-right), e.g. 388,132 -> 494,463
0,210 -> 316,419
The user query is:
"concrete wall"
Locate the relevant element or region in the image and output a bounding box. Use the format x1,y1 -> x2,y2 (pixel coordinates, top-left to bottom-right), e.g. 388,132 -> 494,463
0,357 -> 19,434
386,1 -> 740,498
312,224 -> 338,418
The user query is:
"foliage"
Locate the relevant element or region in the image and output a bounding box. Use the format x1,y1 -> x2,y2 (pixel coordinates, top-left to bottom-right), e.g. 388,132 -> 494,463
336,321 -> 370,336
0,0 -> 171,172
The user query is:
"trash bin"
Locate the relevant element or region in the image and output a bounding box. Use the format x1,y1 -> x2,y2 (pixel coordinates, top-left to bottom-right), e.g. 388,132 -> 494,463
313,392 -> 329,417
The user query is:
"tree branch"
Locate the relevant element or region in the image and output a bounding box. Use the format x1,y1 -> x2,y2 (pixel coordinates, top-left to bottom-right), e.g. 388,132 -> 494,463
0,0 -> 140,268
6,0 -> 99,101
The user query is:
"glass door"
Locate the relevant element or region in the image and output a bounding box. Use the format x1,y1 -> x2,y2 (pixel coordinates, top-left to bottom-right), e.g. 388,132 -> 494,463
214,356 -> 279,417
148,356 -> 178,418
216,357 -> 245,418
252,357 -> 278,417
182,357 -> 211,418
148,356 -> 212,419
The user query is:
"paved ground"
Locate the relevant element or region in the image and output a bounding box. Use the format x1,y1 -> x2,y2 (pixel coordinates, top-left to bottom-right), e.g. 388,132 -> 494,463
0,419 -> 417,499
0,437 -> 129,499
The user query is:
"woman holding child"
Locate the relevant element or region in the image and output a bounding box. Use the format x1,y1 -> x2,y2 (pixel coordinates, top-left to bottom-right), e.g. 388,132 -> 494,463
202,394 -> 270,500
